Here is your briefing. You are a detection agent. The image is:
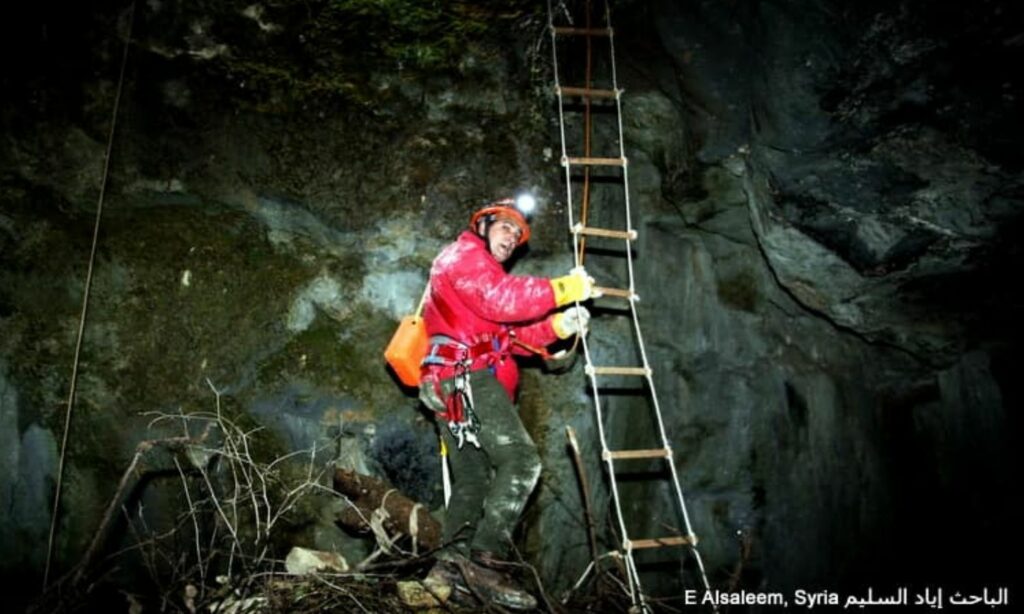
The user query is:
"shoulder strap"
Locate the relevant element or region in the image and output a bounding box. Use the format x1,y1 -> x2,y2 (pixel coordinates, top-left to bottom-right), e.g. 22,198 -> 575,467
415,284 -> 430,318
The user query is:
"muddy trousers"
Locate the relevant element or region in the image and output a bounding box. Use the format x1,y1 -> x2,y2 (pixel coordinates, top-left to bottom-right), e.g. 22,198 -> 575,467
422,370 -> 541,559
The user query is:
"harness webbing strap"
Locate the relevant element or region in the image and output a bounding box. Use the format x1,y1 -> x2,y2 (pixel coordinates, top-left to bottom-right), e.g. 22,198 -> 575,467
424,275 -> 551,369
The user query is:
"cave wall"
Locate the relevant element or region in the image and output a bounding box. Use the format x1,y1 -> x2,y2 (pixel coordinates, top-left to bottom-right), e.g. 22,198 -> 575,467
613,0 -> 1021,594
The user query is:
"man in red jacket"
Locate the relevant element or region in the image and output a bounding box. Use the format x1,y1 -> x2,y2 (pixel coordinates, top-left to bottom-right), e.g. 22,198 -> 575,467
419,198 -> 593,608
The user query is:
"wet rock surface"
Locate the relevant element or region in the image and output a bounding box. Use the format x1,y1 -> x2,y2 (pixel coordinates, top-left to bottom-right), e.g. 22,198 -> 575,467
645,0 -> 1024,362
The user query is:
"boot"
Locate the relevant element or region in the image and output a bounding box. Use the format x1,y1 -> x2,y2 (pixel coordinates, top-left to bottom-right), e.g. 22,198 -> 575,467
471,549 -> 509,570
428,555 -> 538,611
459,557 -> 538,611
424,559 -> 477,608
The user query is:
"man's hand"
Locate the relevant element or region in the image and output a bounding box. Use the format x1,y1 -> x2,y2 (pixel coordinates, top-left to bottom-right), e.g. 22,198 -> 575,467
552,306 -> 591,339
551,267 -> 599,306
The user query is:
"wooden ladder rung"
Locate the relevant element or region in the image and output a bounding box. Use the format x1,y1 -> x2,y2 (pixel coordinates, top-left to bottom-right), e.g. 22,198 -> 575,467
603,447 -> 671,461
573,224 -> 637,240
594,286 -> 634,299
627,536 -> 694,550
587,366 -> 651,377
565,156 -> 627,167
552,26 -> 612,37
557,86 -> 619,99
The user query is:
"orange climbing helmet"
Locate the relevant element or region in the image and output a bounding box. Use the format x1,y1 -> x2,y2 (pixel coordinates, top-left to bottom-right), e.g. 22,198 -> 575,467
469,196 -> 535,245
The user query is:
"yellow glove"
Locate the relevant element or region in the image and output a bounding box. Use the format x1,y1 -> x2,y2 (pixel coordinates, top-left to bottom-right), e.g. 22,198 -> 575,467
552,306 -> 591,339
550,267 -> 596,306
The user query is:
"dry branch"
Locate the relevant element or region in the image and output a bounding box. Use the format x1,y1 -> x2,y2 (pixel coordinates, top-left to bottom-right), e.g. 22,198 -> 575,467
333,469 -> 441,552
72,425 -> 213,584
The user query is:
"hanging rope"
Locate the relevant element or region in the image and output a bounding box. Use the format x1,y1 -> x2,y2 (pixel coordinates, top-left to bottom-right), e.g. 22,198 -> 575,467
578,0 -> 596,266
43,0 -> 136,591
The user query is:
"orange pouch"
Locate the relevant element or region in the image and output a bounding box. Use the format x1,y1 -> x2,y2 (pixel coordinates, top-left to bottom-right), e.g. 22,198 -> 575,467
384,315 -> 428,387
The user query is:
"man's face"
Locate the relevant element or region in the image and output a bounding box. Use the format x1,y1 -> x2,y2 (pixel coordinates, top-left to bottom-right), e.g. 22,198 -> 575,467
486,217 -> 523,263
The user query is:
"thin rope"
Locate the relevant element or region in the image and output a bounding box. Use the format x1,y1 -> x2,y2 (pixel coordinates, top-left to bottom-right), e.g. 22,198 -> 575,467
548,0 -> 714,608
606,0 -> 713,594
548,0 -> 636,603
43,0 -> 136,591
414,283 -> 430,318
578,0 -> 595,266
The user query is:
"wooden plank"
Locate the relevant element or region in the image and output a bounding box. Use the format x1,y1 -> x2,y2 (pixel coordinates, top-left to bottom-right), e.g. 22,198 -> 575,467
565,156 -> 627,167
627,536 -> 693,549
603,448 -> 670,460
552,26 -> 612,37
588,366 -> 650,376
594,286 -> 632,299
558,86 -> 619,99
574,225 -> 637,240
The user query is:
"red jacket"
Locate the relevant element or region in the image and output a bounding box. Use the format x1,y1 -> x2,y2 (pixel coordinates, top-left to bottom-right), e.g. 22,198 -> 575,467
422,231 -> 559,400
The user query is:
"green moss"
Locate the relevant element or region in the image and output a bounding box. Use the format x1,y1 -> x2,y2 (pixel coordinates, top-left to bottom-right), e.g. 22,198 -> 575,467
0,187 -> 104,420
310,0 -> 530,71
210,0 -> 542,112
108,205 -> 303,387
257,303 -> 399,411
0,196 -> 321,451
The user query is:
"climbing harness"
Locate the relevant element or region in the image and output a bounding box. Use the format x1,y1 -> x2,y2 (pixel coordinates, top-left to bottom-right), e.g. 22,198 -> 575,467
446,363 -> 481,449
547,0 -> 714,609
419,275 -> 519,449
422,334 -> 500,449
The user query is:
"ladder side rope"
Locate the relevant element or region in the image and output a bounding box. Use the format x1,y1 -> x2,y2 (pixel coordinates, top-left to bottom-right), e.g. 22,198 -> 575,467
547,0 -> 643,604
43,0 -> 136,592
549,0 -> 714,606
577,0 -> 595,266
547,0 -> 640,604
586,6 -> 646,604
605,0 -> 714,596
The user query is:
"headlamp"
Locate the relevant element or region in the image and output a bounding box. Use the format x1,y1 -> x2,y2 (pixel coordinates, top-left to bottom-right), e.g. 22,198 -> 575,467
514,193 -> 537,218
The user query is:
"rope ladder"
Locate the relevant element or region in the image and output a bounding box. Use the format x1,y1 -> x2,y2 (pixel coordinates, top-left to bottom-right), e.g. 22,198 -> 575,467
545,0 -> 714,609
